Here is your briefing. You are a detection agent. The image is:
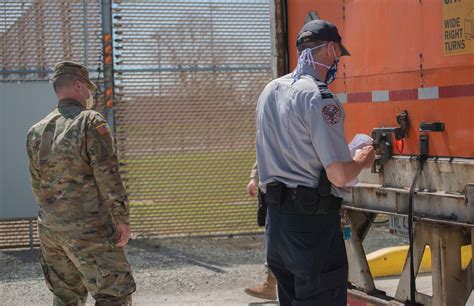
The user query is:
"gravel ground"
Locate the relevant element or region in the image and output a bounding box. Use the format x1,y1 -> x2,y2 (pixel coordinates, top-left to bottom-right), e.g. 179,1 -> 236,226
0,233 -> 275,306
2,221 -> 468,306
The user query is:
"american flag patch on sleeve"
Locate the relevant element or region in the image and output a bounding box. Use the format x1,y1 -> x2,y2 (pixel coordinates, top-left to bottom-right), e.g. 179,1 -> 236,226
95,123 -> 111,135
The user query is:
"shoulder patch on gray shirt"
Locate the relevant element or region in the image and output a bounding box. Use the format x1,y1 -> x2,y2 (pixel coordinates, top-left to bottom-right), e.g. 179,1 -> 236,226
322,104 -> 341,124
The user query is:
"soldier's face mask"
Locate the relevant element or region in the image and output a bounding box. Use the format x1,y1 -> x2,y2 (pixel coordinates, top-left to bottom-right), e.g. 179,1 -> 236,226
85,93 -> 94,110
292,44 -> 339,85
78,81 -> 95,109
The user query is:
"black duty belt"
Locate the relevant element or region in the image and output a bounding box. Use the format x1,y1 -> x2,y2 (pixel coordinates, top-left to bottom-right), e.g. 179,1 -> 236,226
265,182 -> 342,215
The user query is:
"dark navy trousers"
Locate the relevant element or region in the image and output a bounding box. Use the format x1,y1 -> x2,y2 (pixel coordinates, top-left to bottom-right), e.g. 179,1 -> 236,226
265,204 -> 348,306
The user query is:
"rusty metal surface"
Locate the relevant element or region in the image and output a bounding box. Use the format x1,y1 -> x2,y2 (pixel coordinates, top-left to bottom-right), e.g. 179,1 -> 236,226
343,157 -> 474,226
269,0 -> 288,78
395,221 -> 472,306
358,157 -> 474,194
347,289 -> 393,306
345,210 -> 377,293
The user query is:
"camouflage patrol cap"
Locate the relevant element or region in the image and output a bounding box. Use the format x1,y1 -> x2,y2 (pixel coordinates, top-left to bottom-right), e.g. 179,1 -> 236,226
52,61 -> 97,90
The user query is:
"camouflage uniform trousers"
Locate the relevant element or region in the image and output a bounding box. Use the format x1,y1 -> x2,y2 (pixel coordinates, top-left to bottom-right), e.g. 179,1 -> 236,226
38,225 -> 136,306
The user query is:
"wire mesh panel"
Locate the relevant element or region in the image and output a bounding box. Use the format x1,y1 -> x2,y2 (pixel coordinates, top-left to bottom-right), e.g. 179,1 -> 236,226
0,219 -> 39,249
113,0 -> 272,237
0,0 -> 104,248
0,0 -> 103,82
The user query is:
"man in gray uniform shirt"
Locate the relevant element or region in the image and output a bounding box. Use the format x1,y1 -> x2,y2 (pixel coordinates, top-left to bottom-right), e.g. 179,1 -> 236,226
256,19 -> 375,305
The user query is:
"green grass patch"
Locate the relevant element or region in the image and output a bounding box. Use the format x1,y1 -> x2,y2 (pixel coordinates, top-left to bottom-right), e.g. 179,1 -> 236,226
124,149 -> 261,235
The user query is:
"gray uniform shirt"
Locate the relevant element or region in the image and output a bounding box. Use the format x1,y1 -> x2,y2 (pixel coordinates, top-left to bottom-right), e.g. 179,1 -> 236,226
256,65 -> 353,197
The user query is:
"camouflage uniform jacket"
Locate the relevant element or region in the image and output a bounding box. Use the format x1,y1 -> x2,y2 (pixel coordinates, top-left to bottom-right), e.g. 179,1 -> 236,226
250,161 -> 258,180
26,99 -> 129,235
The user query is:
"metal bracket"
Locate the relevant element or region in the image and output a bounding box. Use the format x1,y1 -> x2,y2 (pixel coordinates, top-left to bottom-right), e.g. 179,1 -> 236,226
371,110 -> 410,173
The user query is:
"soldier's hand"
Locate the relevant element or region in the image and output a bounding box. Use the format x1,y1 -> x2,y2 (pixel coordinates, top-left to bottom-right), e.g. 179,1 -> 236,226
115,223 -> 131,247
246,178 -> 258,197
354,146 -> 376,168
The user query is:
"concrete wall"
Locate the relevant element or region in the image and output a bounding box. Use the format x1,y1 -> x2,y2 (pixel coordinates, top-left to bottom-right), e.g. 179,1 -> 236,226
0,82 -> 56,219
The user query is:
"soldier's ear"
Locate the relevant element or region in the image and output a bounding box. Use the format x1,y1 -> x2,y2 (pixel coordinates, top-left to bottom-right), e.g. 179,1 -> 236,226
73,79 -> 82,90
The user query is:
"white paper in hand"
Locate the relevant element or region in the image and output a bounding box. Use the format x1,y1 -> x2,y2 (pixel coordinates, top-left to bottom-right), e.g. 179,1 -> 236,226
346,134 -> 373,186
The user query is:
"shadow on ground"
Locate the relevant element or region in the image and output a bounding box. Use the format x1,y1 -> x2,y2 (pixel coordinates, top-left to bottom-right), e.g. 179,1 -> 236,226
0,235 -> 267,282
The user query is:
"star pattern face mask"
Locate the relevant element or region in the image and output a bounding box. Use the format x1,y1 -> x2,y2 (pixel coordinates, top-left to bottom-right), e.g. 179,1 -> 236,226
324,46 -> 339,84
292,44 -> 339,85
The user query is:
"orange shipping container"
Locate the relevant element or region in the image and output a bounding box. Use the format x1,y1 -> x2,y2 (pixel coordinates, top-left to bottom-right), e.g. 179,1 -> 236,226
278,2 -> 474,304
286,0 -> 474,158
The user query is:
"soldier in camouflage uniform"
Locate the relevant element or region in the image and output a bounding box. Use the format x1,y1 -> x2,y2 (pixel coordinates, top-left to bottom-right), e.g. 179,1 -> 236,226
26,61 -> 136,306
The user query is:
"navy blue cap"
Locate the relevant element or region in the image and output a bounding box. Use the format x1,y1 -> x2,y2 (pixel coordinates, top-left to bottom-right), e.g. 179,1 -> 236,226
296,20 -> 350,56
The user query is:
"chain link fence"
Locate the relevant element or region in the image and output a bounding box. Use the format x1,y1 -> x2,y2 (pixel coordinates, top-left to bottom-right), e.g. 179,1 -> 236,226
114,0 -> 272,237
1,0 -> 103,81
0,0 -> 104,248
0,0 -> 272,247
